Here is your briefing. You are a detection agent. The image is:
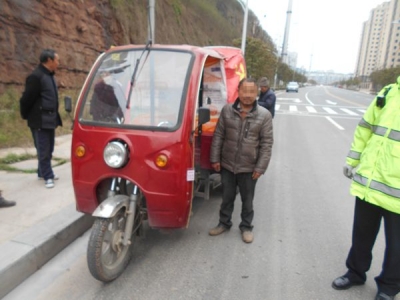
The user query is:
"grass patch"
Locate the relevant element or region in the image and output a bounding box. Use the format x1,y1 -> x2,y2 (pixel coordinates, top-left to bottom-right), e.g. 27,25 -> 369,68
0,86 -> 76,149
0,153 -> 36,164
0,154 -> 68,173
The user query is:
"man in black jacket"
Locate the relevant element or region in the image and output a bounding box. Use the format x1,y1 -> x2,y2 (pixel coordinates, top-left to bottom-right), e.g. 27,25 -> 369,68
257,77 -> 276,118
20,49 -> 62,189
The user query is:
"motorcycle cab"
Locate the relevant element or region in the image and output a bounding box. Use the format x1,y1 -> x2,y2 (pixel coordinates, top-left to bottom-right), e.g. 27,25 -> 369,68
68,44 -> 246,282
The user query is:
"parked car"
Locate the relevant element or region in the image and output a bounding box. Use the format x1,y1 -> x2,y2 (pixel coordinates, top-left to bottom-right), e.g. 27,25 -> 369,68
286,81 -> 299,93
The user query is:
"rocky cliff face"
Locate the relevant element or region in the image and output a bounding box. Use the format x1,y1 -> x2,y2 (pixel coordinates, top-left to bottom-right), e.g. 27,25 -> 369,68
0,0 -> 269,93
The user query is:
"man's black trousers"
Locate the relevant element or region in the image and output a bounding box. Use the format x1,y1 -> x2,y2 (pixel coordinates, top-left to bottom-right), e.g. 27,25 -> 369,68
218,168 -> 257,232
31,128 -> 55,180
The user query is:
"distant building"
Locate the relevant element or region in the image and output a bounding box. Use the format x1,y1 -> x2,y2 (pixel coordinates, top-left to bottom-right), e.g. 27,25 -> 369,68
355,0 -> 400,85
287,52 -> 298,69
307,71 -> 353,85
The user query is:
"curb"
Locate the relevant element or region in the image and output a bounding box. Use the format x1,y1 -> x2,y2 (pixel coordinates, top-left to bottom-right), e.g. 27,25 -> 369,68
0,203 -> 93,298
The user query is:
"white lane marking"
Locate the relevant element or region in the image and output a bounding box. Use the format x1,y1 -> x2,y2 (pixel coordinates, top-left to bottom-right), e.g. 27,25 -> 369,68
289,105 -> 298,112
275,104 -> 281,110
306,106 -> 317,113
357,109 -> 366,114
326,100 -> 337,105
305,91 -> 314,105
278,97 -> 301,102
340,108 -> 358,116
323,107 -> 338,114
326,116 -> 344,130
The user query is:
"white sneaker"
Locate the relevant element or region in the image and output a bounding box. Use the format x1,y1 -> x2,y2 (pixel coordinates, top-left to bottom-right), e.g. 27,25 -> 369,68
45,179 -> 54,189
38,174 -> 59,180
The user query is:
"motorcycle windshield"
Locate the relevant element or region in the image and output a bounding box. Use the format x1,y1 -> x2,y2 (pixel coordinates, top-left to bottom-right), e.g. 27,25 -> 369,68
78,49 -> 193,130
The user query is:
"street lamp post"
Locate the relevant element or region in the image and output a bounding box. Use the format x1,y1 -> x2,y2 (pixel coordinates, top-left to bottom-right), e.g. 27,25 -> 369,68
148,0 -> 155,43
237,0 -> 249,55
273,63 -> 278,90
265,48 -> 279,90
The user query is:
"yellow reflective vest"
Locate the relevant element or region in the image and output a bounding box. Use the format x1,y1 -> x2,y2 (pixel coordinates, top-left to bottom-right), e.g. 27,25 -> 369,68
346,77 -> 400,214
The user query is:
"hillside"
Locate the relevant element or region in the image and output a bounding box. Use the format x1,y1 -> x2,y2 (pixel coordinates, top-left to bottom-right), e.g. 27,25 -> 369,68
0,0 -> 272,94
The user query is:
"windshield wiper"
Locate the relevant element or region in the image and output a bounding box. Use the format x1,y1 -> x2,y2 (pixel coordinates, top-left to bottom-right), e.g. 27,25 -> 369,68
126,39 -> 152,109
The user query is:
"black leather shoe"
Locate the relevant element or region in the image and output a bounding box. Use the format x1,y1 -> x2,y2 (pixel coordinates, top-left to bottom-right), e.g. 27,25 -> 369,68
0,197 -> 16,208
331,276 -> 363,290
375,292 -> 394,300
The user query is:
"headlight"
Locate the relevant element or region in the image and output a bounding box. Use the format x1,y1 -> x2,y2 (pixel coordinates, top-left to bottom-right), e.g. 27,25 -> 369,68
103,141 -> 128,168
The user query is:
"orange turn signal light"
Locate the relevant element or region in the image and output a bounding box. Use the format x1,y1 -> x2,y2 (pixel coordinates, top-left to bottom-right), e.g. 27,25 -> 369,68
75,145 -> 86,158
155,154 -> 168,168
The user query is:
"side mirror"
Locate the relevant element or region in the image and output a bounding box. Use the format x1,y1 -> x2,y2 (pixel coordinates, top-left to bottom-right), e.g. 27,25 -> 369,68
64,96 -> 72,113
198,107 -> 210,126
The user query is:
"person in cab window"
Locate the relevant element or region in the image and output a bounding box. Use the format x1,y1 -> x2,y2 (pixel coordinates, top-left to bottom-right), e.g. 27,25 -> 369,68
90,70 -> 123,122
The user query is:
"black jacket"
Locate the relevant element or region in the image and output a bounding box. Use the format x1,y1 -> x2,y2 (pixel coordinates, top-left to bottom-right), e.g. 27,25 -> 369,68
258,88 -> 276,118
20,64 -> 62,129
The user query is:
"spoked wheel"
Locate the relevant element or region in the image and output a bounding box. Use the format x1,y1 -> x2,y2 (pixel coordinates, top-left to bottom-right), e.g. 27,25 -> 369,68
87,209 -> 133,282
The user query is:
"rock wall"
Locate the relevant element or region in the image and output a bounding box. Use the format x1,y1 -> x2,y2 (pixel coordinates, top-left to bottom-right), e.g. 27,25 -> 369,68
0,0 -> 268,93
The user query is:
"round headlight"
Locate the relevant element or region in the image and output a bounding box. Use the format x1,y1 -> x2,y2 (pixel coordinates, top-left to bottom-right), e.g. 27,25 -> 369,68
103,141 -> 128,168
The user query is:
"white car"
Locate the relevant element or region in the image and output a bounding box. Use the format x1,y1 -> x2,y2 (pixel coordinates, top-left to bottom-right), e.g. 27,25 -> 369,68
286,82 -> 299,93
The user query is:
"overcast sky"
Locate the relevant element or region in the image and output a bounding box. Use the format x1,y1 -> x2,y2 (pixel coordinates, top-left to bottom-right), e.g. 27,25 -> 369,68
247,0 -> 387,74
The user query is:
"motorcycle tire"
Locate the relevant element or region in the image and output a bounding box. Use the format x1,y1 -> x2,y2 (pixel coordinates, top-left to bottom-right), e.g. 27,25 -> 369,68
87,210 -> 133,282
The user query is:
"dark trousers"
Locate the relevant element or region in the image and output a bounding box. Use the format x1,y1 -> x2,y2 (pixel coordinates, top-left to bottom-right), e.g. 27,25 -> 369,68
31,128 -> 55,180
345,197 -> 400,296
218,168 -> 257,232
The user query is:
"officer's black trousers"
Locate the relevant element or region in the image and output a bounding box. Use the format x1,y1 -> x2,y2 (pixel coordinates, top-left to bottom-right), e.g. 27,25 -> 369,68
346,197 -> 400,296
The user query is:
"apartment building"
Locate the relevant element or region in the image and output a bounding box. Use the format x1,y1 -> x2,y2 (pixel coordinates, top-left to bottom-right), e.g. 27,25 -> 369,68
355,0 -> 400,82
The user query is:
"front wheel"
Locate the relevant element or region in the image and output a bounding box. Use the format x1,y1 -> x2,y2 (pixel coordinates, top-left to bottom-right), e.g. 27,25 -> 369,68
87,210 -> 133,282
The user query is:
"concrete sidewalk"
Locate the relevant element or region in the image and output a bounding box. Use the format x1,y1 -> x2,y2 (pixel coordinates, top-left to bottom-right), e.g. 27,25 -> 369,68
0,134 -> 93,298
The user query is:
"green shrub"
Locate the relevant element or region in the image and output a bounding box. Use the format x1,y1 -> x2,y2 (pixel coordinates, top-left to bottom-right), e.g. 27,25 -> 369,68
0,87 -> 77,149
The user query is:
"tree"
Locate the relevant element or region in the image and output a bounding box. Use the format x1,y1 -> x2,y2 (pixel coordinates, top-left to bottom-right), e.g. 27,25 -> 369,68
370,67 -> 400,90
233,37 -> 277,81
232,37 -> 308,86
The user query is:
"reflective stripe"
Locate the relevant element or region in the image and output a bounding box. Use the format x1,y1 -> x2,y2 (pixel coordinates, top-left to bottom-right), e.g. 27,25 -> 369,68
388,129 -> 400,142
358,119 -> 388,136
372,126 -> 387,137
348,150 -> 360,160
353,173 -> 368,186
358,118 -> 371,129
370,180 -> 400,198
353,173 -> 400,199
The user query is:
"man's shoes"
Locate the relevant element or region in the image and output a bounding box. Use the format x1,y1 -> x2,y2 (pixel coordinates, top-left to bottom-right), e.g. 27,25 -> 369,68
38,174 -> 59,180
375,292 -> 394,300
45,179 -> 55,189
241,231 -> 254,243
209,225 -> 228,236
0,197 -> 16,208
332,275 -> 364,290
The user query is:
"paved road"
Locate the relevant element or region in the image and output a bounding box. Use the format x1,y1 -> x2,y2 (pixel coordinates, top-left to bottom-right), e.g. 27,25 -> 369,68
5,87 -> 388,300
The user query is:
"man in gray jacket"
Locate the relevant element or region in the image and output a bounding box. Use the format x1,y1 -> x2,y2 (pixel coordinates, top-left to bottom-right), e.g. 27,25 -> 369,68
208,78 -> 274,243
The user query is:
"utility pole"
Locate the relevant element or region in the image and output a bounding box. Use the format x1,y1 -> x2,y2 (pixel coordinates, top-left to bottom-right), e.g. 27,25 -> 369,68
240,0 -> 249,55
281,0 -> 293,64
148,0 -> 155,43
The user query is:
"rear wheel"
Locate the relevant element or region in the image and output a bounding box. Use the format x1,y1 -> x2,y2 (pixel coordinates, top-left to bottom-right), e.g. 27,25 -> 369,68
87,210 -> 133,282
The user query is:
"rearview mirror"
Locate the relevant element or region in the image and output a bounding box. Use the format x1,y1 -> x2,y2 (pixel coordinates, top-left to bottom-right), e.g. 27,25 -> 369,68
64,96 -> 72,113
198,107 -> 210,126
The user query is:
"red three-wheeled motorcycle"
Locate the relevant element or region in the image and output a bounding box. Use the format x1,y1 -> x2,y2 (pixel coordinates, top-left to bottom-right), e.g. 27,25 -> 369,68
66,44 -> 246,281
